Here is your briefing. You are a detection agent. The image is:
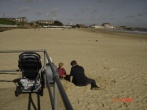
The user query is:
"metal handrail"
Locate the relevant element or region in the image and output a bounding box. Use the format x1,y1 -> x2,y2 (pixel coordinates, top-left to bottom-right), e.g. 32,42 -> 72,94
44,50 -> 73,110
0,49 -> 73,110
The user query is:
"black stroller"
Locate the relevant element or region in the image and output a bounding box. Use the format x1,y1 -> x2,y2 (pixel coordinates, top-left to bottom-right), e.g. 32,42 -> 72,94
14,52 -> 43,96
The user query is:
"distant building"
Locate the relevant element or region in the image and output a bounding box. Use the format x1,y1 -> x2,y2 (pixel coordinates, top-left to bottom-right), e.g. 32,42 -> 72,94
89,24 -> 104,28
16,17 -> 28,22
68,22 -> 72,26
89,24 -> 103,28
76,24 -> 86,28
37,20 -> 54,25
7,17 -> 27,23
101,23 -> 114,28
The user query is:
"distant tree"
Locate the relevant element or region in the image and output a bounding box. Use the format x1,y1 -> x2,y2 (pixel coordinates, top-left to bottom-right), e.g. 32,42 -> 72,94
53,21 -> 63,26
0,18 -> 16,25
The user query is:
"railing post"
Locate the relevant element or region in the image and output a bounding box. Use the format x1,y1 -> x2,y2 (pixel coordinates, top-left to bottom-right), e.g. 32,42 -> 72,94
54,82 -> 58,110
45,72 -> 54,110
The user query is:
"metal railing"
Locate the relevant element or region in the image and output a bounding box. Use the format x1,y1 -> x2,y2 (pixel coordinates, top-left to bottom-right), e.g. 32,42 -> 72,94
0,49 -> 73,110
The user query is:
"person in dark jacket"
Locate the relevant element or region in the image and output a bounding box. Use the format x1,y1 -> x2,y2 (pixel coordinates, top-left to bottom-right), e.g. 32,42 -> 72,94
70,60 -> 101,90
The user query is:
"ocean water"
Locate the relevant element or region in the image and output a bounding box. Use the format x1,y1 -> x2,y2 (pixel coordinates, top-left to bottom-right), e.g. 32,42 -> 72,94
114,29 -> 147,35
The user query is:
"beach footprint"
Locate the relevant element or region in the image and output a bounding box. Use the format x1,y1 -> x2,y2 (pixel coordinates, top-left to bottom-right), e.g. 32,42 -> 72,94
95,77 -> 116,90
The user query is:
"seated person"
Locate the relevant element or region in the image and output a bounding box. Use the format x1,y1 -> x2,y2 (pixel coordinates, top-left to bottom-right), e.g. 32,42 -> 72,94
57,62 -> 66,79
70,60 -> 101,90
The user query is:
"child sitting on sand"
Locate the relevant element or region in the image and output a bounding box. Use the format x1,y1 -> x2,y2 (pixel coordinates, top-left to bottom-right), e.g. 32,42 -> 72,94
57,62 -> 66,79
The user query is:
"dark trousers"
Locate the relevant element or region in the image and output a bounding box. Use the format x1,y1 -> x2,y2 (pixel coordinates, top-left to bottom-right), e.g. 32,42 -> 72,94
64,75 -> 70,81
85,78 -> 97,87
64,75 -> 97,87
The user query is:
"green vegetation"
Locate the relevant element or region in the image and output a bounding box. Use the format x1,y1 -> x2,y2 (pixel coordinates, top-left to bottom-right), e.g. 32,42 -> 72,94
36,20 -> 63,26
0,18 -> 63,27
0,18 -> 31,28
53,21 -> 63,26
0,18 -> 16,25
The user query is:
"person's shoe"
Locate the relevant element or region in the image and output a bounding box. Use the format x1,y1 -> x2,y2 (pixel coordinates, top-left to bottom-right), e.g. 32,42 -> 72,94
91,85 -> 101,90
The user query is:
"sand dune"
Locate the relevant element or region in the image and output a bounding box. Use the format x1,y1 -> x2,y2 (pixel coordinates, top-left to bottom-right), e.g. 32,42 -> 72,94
0,28 -> 147,110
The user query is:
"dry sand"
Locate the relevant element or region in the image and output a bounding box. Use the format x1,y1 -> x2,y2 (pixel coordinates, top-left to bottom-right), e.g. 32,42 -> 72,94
0,28 -> 147,110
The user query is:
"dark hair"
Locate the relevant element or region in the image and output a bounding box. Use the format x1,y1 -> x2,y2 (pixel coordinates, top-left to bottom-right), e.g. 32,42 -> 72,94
70,60 -> 77,66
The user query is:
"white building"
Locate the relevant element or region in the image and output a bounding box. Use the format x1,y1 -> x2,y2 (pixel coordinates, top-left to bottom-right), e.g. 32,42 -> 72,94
16,17 -> 28,22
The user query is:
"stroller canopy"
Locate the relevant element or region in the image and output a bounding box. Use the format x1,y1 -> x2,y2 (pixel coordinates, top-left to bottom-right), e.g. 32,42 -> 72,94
18,52 -> 42,79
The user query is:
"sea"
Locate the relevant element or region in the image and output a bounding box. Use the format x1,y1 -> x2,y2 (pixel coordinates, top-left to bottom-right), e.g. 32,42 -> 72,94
110,29 -> 147,35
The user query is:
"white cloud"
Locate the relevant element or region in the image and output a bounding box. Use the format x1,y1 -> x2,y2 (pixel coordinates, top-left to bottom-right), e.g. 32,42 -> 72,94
15,0 -> 43,2
25,0 -> 43,2
46,8 -> 59,19
36,11 -> 43,16
94,0 -> 117,3
18,7 -> 30,13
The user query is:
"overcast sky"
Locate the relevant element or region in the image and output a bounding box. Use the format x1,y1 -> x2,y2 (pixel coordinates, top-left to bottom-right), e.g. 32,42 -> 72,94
0,0 -> 147,27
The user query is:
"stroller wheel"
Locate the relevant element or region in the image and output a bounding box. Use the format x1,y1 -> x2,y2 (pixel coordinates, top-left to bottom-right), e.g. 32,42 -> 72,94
39,89 -> 43,96
15,90 -> 20,97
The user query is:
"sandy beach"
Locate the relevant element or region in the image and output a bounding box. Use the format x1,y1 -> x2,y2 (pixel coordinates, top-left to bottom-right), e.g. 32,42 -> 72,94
0,28 -> 147,110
